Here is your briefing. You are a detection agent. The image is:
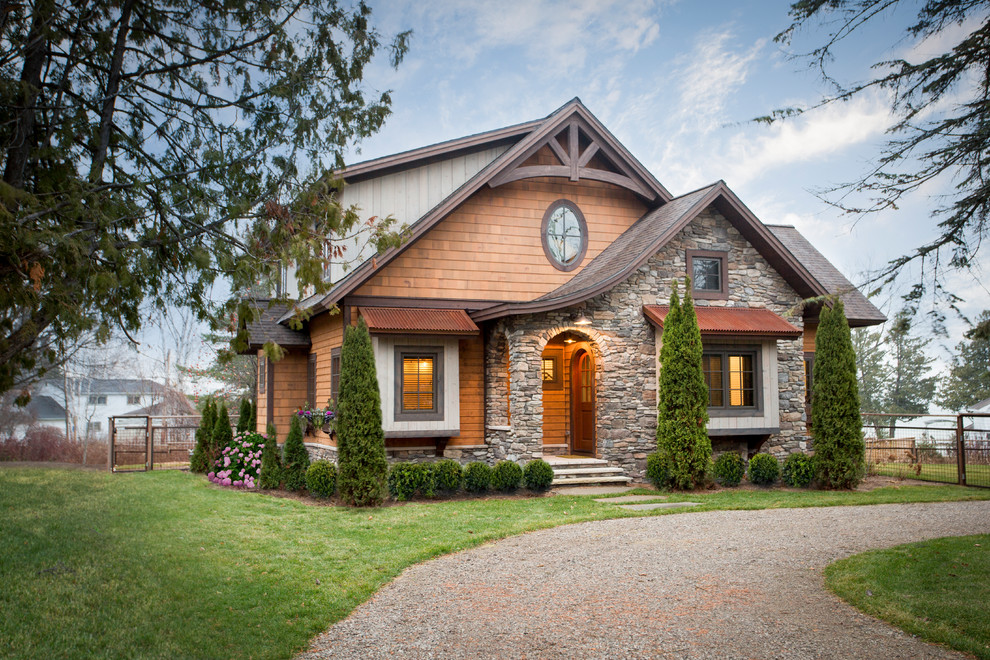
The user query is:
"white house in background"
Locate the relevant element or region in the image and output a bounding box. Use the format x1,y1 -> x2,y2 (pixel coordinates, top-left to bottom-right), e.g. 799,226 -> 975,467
30,378 -> 179,441
966,397 -> 990,433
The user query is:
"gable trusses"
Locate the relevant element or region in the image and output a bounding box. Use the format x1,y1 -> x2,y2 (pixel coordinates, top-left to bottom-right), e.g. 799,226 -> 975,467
488,117 -> 660,200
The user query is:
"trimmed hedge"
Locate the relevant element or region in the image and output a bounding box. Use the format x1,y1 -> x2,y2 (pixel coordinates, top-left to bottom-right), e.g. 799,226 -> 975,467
782,453 -> 815,488
491,460 -> 523,492
748,453 -> 780,486
306,460 -> 337,498
431,459 -> 463,494
388,462 -> 431,501
523,459 -> 554,491
712,452 -> 745,487
464,461 -> 492,493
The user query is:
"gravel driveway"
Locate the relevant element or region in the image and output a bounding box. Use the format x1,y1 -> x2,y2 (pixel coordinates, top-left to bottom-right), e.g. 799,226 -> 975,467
300,501 -> 990,659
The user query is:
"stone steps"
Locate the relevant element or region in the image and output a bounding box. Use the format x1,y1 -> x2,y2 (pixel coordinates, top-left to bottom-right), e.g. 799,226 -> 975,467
547,457 -> 632,486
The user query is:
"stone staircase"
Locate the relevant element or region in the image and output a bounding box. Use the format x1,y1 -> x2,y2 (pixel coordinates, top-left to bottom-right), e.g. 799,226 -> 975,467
545,456 -> 632,487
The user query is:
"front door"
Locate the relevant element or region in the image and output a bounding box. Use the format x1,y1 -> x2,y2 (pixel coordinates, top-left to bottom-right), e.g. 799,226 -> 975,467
570,349 -> 595,455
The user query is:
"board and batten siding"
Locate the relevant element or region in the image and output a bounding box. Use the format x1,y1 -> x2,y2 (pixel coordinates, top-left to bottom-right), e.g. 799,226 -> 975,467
353,177 -> 648,301
325,146 -> 508,283
655,336 -> 780,432
372,335 -> 460,436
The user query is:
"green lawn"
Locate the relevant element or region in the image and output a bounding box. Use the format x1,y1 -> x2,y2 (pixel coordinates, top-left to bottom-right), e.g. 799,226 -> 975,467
826,535 -> 990,659
1,468 -> 989,659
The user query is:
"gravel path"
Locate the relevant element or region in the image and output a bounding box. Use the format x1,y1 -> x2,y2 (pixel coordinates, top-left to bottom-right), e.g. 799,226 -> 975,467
300,501 -> 990,659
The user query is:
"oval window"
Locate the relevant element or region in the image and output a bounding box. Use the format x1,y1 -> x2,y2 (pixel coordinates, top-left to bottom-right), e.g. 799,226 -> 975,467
541,200 -> 588,271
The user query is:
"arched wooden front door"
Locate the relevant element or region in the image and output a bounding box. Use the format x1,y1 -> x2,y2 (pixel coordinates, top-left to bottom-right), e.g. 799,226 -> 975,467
570,349 -> 595,455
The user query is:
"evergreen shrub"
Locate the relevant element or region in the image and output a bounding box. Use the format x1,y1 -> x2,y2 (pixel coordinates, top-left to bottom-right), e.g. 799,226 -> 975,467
656,281 -> 711,489
258,422 -> 282,489
211,403 -> 233,466
282,414 -> 310,492
812,300 -> 866,489
431,459 -> 463,494
388,462 -> 431,501
236,398 -> 252,434
306,460 -> 337,499
782,453 -> 815,487
748,453 -> 780,486
463,461 -> 492,493
336,318 -> 388,506
491,460 -> 522,492
645,452 -> 669,489
523,459 -> 554,491
712,452 -> 745,487
189,398 -> 216,473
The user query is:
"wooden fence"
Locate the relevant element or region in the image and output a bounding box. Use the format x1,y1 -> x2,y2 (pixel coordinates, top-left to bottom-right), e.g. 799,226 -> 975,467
109,415 -> 201,472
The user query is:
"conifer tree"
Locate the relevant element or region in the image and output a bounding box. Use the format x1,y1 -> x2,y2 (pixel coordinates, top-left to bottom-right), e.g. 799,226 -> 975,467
282,414 -> 310,492
812,300 -> 865,489
189,398 -> 216,473
248,400 -> 257,433
211,403 -> 233,467
656,280 -> 711,489
259,421 -> 283,490
336,318 -> 388,506
236,398 -> 252,434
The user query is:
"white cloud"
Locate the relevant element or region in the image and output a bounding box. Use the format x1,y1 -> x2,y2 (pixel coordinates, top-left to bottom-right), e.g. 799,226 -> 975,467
718,94 -> 893,188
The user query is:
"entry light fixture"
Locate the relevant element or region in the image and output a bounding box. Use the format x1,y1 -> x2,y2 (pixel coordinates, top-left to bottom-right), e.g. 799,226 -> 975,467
564,337 -> 575,344
574,314 -> 592,326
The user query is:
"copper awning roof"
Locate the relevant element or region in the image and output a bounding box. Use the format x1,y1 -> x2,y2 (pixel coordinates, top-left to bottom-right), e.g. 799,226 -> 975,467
643,305 -> 802,338
359,307 -> 480,335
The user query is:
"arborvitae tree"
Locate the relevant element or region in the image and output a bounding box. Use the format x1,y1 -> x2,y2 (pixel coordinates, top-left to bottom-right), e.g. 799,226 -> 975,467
248,400 -> 257,433
812,300 -> 865,489
236,398 -> 252,434
258,421 -> 283,490
282,414 -> 310,492
336,318 -> 388,506
884,309 -> 936,424
656,280 -> 711,490
211,403 -> 233,468
189,398 -> 216,473
938,310 -> 990,411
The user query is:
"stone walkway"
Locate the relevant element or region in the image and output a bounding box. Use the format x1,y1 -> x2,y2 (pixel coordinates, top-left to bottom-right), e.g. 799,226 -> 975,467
299,501 -> 990,659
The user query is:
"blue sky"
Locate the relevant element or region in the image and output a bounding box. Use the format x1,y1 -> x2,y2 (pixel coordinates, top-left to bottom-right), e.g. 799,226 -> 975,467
342,0 -> 989,358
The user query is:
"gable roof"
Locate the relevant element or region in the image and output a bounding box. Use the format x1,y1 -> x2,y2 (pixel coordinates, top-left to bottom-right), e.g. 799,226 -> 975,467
27,394 -> 66,420
643,305 -> 802,338
766,225 -> 887,326
472,181 -> 831,322
281,98 -> 672,323
245,300 -> 311,350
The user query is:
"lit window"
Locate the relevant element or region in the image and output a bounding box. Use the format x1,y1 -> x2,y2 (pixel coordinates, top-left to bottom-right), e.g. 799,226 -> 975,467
402,356 -> 435,411
703,348 -> 758,410
541,357 -> 556,382
541,200 -> 588,271
394,346 -> 443,421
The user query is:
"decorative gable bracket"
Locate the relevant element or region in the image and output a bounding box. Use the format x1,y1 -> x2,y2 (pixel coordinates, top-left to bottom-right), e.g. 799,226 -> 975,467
487,117 -> 658,201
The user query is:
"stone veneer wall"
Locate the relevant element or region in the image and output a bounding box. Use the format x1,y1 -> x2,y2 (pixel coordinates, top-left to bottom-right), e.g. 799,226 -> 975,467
485,207 -> 808,479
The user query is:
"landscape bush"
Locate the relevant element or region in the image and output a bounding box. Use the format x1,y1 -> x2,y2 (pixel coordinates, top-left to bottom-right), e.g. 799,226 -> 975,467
388,462 -> 431,501
211,403 -> 233,467
782,453 -> 815,488
523,459 -> 554,491
463,461 -> 492,493
208,432 -> 264,488
305,460 -> 337,499
431,459 -> 463,494
655,282 -> 711,489
336,318 -> 388,506
491,460 -> 523,492
189,398 -> 216,473
712,452 -> 745,487
258,422 -> 282,489
281,414 -> 310,492
646,452 -> 669,489
748,453 -> 780,486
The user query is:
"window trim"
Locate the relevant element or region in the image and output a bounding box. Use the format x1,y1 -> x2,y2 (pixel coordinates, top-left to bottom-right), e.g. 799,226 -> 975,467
330,347 -> 341,406
541,199 -> 588,272
126,395 -> 141,405
686,249 -> 729,300
703,345 -> 763,417
258,356 -> 267,395
394,345 -> 444,422
88,394 -> 107,406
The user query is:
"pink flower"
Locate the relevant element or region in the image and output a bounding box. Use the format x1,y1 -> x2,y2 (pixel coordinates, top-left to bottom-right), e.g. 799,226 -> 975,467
207,472 -> 215,480
223,456 -> 231,467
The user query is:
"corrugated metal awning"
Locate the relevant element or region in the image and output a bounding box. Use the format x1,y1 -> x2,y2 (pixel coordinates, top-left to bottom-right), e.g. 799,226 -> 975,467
359,307 -> 480,335
643,304 -> 801,338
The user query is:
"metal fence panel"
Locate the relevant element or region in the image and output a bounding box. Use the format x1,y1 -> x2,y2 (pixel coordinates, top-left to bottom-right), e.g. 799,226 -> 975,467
110,415 -> 200,472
